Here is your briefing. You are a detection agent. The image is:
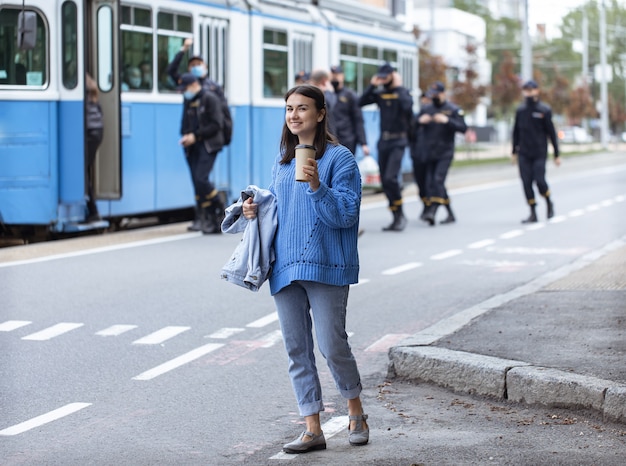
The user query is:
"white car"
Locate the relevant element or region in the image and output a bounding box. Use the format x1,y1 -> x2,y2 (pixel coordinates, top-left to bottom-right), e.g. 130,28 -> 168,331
558,126 -> 593,143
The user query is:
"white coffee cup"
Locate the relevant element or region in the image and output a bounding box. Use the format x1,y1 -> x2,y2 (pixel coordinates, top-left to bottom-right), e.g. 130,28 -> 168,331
295,144 -> 316,182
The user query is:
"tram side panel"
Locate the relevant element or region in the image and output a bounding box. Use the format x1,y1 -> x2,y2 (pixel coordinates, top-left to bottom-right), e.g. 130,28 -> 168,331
0,100 -> 59,226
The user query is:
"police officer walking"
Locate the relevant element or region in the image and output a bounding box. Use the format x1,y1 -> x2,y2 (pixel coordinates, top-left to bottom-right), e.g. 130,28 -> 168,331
178,73 -> 225,234
410,91 -> 431,221
512,79 -> 560,223
329,65 -> 369,157
417,81 -> 467,226
168,38 -> 231,231
359,62 -> 413,231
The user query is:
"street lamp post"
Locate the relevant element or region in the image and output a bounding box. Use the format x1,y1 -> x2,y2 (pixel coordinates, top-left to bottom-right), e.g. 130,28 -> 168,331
599,0 -> 609,149
521,0 -> 532,81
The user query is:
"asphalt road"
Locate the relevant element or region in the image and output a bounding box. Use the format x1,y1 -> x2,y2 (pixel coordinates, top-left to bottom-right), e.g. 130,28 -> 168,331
1,152 -> 625,465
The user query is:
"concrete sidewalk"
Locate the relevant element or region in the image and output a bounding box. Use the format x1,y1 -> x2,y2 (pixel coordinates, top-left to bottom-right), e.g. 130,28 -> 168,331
389,239 -> 626,425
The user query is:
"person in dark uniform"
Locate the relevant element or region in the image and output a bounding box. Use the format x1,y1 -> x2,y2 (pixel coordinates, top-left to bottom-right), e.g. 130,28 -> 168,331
329,65 -> 369,157
512,79 -> 560,223
417,81 -> 467,226
168,38 -> 230,231
178,73 -> 225,234
359,62 -> 413,231
410,91 -> 431,220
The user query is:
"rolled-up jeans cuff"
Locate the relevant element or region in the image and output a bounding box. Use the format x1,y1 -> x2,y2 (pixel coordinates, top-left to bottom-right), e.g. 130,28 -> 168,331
340,382 -> 362,401
299,400 -> 325,417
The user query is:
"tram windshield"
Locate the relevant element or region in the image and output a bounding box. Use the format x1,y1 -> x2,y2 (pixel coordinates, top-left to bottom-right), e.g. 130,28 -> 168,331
0,8 -> 47,87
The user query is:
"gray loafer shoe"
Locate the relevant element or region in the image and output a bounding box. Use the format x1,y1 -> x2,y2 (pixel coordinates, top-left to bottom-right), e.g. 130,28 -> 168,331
348,414 -> 369,446
283,431 -> 326,454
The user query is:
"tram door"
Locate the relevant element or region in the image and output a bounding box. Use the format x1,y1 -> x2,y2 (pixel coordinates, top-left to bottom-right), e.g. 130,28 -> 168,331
86,0 -> 121,200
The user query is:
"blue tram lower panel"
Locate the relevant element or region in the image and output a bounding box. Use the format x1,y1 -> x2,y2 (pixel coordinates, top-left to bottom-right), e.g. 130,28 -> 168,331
0,100 -> 59,226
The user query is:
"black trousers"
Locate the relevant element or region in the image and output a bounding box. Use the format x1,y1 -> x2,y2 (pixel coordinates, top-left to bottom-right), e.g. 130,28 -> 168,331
377,139 -> 406,209
186,143 -> 218,206
86,129 -> 103,216
426,157 -> 452,204
411,159 -> 428,202
518,155 -> 549,202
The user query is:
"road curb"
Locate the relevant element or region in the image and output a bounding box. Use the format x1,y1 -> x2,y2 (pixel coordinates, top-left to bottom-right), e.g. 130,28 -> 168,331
388,346 -> 626,424
388,238 -> 626,425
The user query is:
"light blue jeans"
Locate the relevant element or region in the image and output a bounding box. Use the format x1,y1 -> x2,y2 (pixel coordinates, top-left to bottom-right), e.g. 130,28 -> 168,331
273,280 -> 363,416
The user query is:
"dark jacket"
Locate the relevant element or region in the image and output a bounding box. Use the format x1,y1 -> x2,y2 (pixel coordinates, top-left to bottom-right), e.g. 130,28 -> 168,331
414,100 -> 467,162
181,89 -> 224,154
167,50 -> 231,146
332,86 -> 367,150
85,100 -> 104,143
512,99 -> 559,159
359,84 -> 413,143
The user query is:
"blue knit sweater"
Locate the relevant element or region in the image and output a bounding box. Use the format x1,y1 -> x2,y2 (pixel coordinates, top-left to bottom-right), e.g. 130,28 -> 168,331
268,143 -> 361,295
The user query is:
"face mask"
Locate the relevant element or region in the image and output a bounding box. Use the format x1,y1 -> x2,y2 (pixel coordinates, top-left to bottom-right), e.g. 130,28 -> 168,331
129,77 -> 141,88
525,96 -> 536,106
432,97 -> 442,107
331,80 -> 340,91
142,74 -> 152,87
183,90 -> 197,100
191,65 -> 207,78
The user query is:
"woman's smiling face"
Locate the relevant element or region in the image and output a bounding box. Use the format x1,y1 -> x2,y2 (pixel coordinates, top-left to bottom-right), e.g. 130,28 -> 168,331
285,93 -> 323,143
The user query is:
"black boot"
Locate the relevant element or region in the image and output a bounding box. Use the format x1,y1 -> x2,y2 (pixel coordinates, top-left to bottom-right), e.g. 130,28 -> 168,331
419,201 -> 429,221
383,208 -> 407,232
422,203 -> 439,226
440,203 -> 456,224
522,204 -> 537,224
546,198 -> 554,219
212,195 -> 225,230
200,206 -> 219,234
187,205 -> 202,232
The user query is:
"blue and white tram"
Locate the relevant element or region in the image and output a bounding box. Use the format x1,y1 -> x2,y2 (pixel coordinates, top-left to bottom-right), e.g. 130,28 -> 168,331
0,0 -> 417,239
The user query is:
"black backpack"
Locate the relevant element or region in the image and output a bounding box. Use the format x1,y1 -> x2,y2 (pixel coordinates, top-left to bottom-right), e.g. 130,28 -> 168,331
202,78 -> 232,146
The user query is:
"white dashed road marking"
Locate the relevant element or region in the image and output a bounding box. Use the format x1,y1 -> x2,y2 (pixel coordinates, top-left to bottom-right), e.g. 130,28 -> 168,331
247,312 -> 279,328
430,249 -> 463,261
206,327 -> 245,339
0,320 -> 32,332
467,239 -> 495,249
382,262 -> 422,275
96,324 -> 138,337
132,326 -> 190,345
132,343 -> 224,381
0,403 -> 91,436
21,323 -> 84,341
500,230 -> 524,239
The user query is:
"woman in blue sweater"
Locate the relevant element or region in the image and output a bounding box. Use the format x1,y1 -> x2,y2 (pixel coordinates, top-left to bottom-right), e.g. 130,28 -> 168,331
243,84 -> 368,453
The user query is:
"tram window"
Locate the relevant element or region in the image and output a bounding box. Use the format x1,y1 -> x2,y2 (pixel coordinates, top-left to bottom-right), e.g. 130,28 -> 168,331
97,5 -> 114,92
382,49 -> 397,64
362,46 -> 378,60
0,8 -> 47,87
341,60 -> 359,92
61,1 -> 78,89
263,29 -> 288,98
156,11 -> 192,93
121,5 -> 153,91
202,18 -> 228,90
292,33 -> 312,85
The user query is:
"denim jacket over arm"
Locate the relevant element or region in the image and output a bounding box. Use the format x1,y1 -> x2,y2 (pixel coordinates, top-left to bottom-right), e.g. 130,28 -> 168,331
219,185 -> 277,291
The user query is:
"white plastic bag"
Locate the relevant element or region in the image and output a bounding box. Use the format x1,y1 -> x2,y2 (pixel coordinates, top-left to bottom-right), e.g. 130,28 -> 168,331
358,156 -> 381,191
